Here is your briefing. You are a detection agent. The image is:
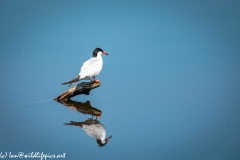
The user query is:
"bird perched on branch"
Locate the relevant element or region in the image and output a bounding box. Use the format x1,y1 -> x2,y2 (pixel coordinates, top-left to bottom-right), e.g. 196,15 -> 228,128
62,48 -> 108,86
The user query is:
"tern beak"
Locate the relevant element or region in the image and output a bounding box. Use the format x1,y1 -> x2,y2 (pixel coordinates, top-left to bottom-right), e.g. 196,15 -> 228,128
105,135 -> 112,142
102,51 -> 108,55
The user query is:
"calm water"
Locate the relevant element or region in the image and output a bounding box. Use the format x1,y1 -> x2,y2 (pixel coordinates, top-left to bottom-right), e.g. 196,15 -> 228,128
1,0 -> 240,160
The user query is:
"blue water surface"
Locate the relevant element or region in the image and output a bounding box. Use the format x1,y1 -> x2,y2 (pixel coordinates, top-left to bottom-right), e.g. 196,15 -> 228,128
0,0 -> 240,160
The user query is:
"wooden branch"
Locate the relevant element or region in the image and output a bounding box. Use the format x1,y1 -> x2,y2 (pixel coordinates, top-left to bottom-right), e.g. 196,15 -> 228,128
55,81 -> 101,100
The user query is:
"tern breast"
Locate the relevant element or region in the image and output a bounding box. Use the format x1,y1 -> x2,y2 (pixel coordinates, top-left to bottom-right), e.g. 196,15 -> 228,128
79,55 -> 103,79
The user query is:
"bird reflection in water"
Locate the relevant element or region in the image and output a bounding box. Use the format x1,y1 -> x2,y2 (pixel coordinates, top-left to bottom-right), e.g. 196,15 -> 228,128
56,99 -> 112,146
64,119 -> 112,147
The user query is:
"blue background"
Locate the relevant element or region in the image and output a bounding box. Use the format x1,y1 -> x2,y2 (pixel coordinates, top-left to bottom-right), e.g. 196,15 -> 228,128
0,0 -> 240,159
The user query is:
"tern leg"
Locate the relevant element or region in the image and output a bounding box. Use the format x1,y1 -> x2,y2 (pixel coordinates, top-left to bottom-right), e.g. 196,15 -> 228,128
90,76 -> 95,82
93,76 -> 99,83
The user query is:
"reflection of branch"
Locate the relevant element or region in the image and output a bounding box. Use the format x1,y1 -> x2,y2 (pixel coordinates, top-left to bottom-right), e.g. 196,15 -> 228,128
56,100 -> 102,117
55,81 -> 101,100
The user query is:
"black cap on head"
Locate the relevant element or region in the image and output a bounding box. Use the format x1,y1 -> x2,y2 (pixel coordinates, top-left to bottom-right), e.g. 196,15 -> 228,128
96,135 -> 112,147
96,139 -> 108,147
92,48 -> 103,57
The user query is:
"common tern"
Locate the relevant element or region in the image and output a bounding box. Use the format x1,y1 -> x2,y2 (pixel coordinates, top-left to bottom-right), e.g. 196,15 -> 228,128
62,48 -> 108,86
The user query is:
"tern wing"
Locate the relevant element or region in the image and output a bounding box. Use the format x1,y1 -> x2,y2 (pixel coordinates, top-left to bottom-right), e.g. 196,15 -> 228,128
82,124 -> 106,139
79,58 -> 101,78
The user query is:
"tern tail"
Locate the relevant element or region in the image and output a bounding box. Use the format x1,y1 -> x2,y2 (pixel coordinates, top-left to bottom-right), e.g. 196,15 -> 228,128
64,121 -> 83,127
62,75 -> 80,87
